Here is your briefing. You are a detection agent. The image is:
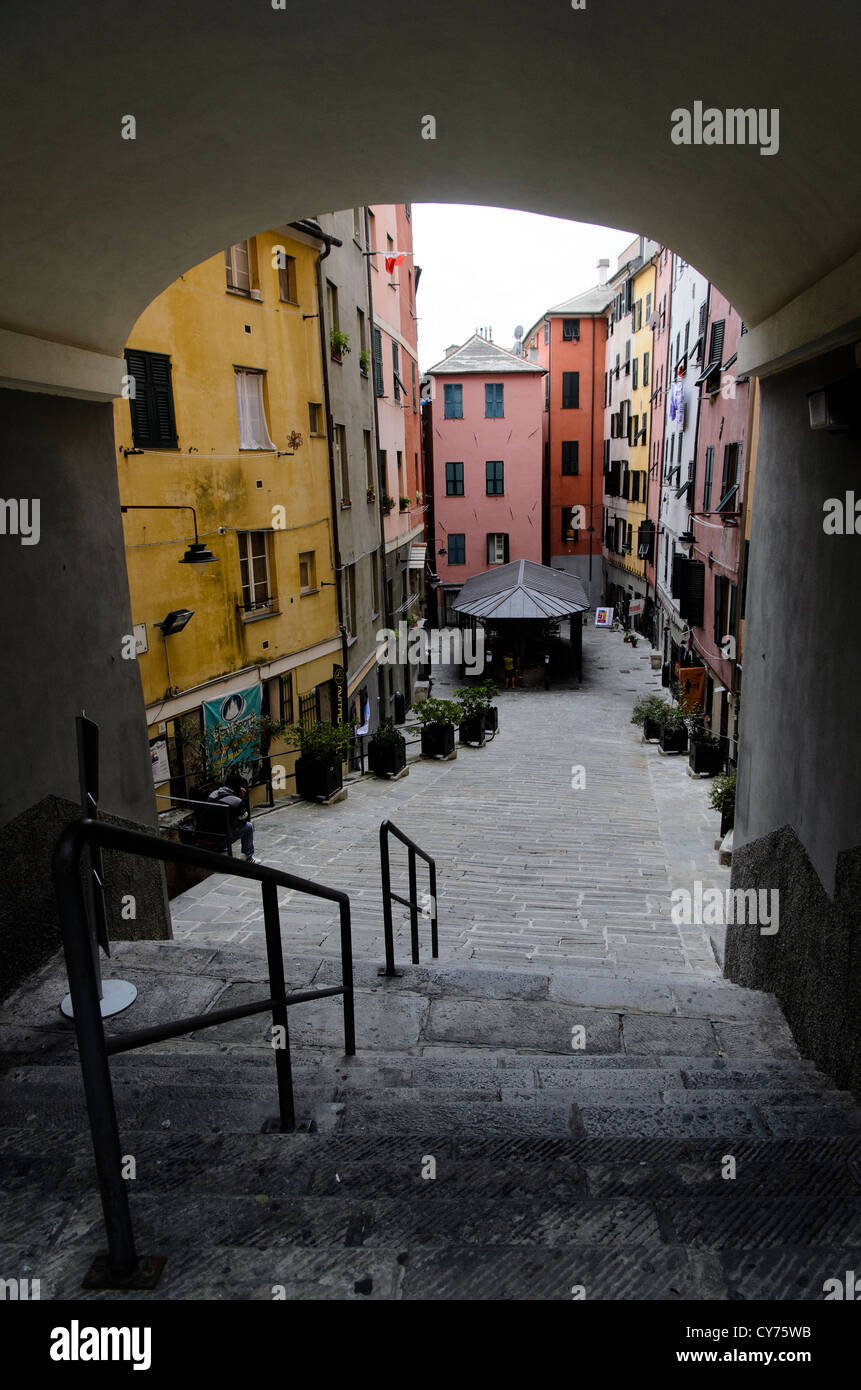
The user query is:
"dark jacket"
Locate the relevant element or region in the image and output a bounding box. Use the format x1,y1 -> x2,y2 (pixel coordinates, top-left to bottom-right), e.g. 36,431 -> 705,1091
195,787 -> 248,839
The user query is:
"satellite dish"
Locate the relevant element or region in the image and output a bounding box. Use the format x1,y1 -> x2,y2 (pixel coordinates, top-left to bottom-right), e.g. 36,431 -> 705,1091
514,325 -> 523,340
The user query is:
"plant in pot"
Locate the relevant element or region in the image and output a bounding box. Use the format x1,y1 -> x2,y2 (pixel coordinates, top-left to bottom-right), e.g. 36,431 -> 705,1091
286,719 -> 354,801
687,712 -> 723,776
657,699 -> 689,754
631,693 -> 670,743
414,698 -> 460,759
330,327 -> 351,360
455,680 -> 498,743
366,485 -> 376,503
382,496 -> 395,515
359,348 -> 370,375
367,718 -> 407,778
399,496 -> 411,512
710,769 -> 736,836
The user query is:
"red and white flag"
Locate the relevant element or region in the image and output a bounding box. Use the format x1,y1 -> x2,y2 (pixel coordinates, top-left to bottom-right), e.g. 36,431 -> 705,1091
385,253 -> 407,274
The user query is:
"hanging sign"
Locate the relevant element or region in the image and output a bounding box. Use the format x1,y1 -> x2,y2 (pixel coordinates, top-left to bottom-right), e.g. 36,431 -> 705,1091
203,685 -> 262,779
629,598 -> 645,617
332,664 -> 347,727
595,607 -> 614,627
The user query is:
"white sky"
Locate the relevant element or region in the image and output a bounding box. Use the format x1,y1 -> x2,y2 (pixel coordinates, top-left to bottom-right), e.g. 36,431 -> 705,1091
411,204 -> 636,371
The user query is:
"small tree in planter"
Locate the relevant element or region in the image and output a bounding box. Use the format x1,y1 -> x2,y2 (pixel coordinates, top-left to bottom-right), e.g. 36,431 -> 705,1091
367,719 -> 407,778
687,712 -> 723,776
330,327 -> 351,361
455,681 -> 498,743
285,720 -> 355,801
414,698 -> 460,759
658,700 -> 689,754
359,348 -> 371,375
710,769 -> 736,836
631,693 -> 670,743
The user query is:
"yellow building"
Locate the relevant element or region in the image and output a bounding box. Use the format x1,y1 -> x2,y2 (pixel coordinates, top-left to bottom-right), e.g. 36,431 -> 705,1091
114,226 -> 343,809
626,259 -> 655,589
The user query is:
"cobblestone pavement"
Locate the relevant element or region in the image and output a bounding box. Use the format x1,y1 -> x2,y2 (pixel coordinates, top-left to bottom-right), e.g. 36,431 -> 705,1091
173,625 -> 729,978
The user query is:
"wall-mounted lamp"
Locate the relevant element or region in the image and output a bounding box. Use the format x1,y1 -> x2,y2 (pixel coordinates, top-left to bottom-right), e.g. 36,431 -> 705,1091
806,380 -> 852,432
121,503 -> 219,563
156,609 -> 194,636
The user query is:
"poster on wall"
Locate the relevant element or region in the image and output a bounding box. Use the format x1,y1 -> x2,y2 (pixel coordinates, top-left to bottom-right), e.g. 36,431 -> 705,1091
629,598 -> 645,617
595,607 -> 614,627
203,685 -> 262,781
150,738 -> 170,784
675,664 -> 706,707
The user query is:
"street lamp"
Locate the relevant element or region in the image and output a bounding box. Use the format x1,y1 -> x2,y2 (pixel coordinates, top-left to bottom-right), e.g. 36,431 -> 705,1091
120,504 -> 219,563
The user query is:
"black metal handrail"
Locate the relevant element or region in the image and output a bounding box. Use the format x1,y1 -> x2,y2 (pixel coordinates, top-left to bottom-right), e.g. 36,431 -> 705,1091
379,819 -> 438,977
155,792 -> 235,856
52,816 -> 355,1290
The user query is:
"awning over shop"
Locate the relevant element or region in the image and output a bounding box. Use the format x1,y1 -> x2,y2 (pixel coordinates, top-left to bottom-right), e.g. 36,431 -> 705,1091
452,559 -> 590,621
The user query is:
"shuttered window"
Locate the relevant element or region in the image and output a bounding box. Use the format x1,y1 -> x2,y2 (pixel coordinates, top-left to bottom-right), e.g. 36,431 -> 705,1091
680,559 -> 705,626
486,460 -> 504,495
562,372 -> 579,408
562,318 -> 580,341
444,383 -> 463,418
445,462 -> 464,496
447,533 -> 466,565
125,349 -> 178,449
561,441 -> 579,475
703,446 -> 715,511
485,383 -> 504,418
372,327 -> 384,397
225,242 -> 251,293
238,531 -> 273,612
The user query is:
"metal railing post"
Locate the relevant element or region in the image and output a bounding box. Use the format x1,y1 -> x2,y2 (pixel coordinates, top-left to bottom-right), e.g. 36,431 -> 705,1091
380,820 -> 397,976
52,831 -> 138,1282
429,858 -> 439,960
408,845 -> 420,965
261,879 -> 294,1131
338,899 -> 356,1055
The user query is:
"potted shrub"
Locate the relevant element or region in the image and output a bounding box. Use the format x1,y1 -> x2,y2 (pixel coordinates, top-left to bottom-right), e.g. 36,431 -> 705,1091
330,327 -> 351,361
710,770 -> 736,836
382,496 -> 395,515
367,719 -> 407,778
658,701 -> 688,754
631,693 -> 669,743
455,680 -> 498,741
366,485 -> 376,503
286,720 -> 354,801
399,496 -> 411,512
687,714 -> 723,775
359,348 -> 370,375
414,698 -> 459,759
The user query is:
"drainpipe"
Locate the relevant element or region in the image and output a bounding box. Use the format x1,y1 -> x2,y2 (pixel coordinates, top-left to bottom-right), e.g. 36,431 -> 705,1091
364,206 -> 396,719
589,315 -> 596,596
290,220 -> 350,685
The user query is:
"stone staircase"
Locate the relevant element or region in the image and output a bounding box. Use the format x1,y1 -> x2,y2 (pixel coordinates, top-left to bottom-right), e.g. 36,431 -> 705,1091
3,939 -> 861,1300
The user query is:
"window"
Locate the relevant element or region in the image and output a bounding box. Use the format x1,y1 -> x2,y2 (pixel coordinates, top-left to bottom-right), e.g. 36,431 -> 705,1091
357,308 -> 367,360
234,369 -> 275,450
703,446 -> 715,511
327,281 -> 341,355
562,507 -> 579,543
545,374 -> 550,411
486,533 -> 509,565
367,210 -> 376,263
396,450 -> 403,473
280,671 -> 294,725
299,551 -> 316,593
444,383 -> 463,419
238,531 -> 274,613
561,441 -> 579,475
622,466 -> 630,500
645,292 -> 652,323
713,575 -> 737,645
643,350 -> 650,387
344,564 -> 357,636
353,207 -> 363,242
371,551 -> 380,616
372,327 -> 384,396
225,241 -> 252,294
562,371 -> 579,408
278,255 -> 297,303
637,520 -> 655,561
309,401 -> 323,435
485,382 -> 504,417
448,533 -> 465,565
364,430 -> 374,490
411,360 -> 417,412
717,443 -> 740,511
632,357 -> 639,390
392,341 -> 401,402
624,341 -> 631,374
544,322 -> 550,345
634,300 -> 642,331
562,318 -> 580,341
445,462 -> 464,496
486,460 -> 504,495
699,318 -> 726,393
124,349 -> 178,449
334,424 -> 349,500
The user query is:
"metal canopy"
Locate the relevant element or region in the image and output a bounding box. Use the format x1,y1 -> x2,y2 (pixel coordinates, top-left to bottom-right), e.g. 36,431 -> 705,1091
452,559 -> 590,621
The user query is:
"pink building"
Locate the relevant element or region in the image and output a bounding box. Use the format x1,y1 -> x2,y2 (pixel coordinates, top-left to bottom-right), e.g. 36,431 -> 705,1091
426,335 -> 546,624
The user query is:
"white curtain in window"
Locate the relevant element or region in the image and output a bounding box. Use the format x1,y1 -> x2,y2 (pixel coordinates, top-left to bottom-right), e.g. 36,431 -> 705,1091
235,370 -> 275,450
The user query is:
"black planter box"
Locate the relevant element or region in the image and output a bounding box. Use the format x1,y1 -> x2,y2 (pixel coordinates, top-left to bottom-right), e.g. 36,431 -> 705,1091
643,716 -> 661,742
458,714 -> 486,746
659,724 -> 688,754
484,707 -> 499,735
368,737 -> 406,778
689,740 -> 723,775
720,805 -> 734,837
295,755 -> 343,801
421,723 -> 455,758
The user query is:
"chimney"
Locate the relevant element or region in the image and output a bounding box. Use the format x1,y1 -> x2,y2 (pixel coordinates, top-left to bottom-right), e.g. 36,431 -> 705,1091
445,343 -> 459,358
597,259 -> 610,287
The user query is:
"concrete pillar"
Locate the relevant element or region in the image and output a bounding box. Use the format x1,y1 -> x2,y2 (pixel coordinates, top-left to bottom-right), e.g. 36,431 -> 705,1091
0,388 -> 169,998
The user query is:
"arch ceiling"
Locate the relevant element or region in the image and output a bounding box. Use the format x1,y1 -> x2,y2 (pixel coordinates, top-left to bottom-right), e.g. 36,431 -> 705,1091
1,0 -> 859,357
